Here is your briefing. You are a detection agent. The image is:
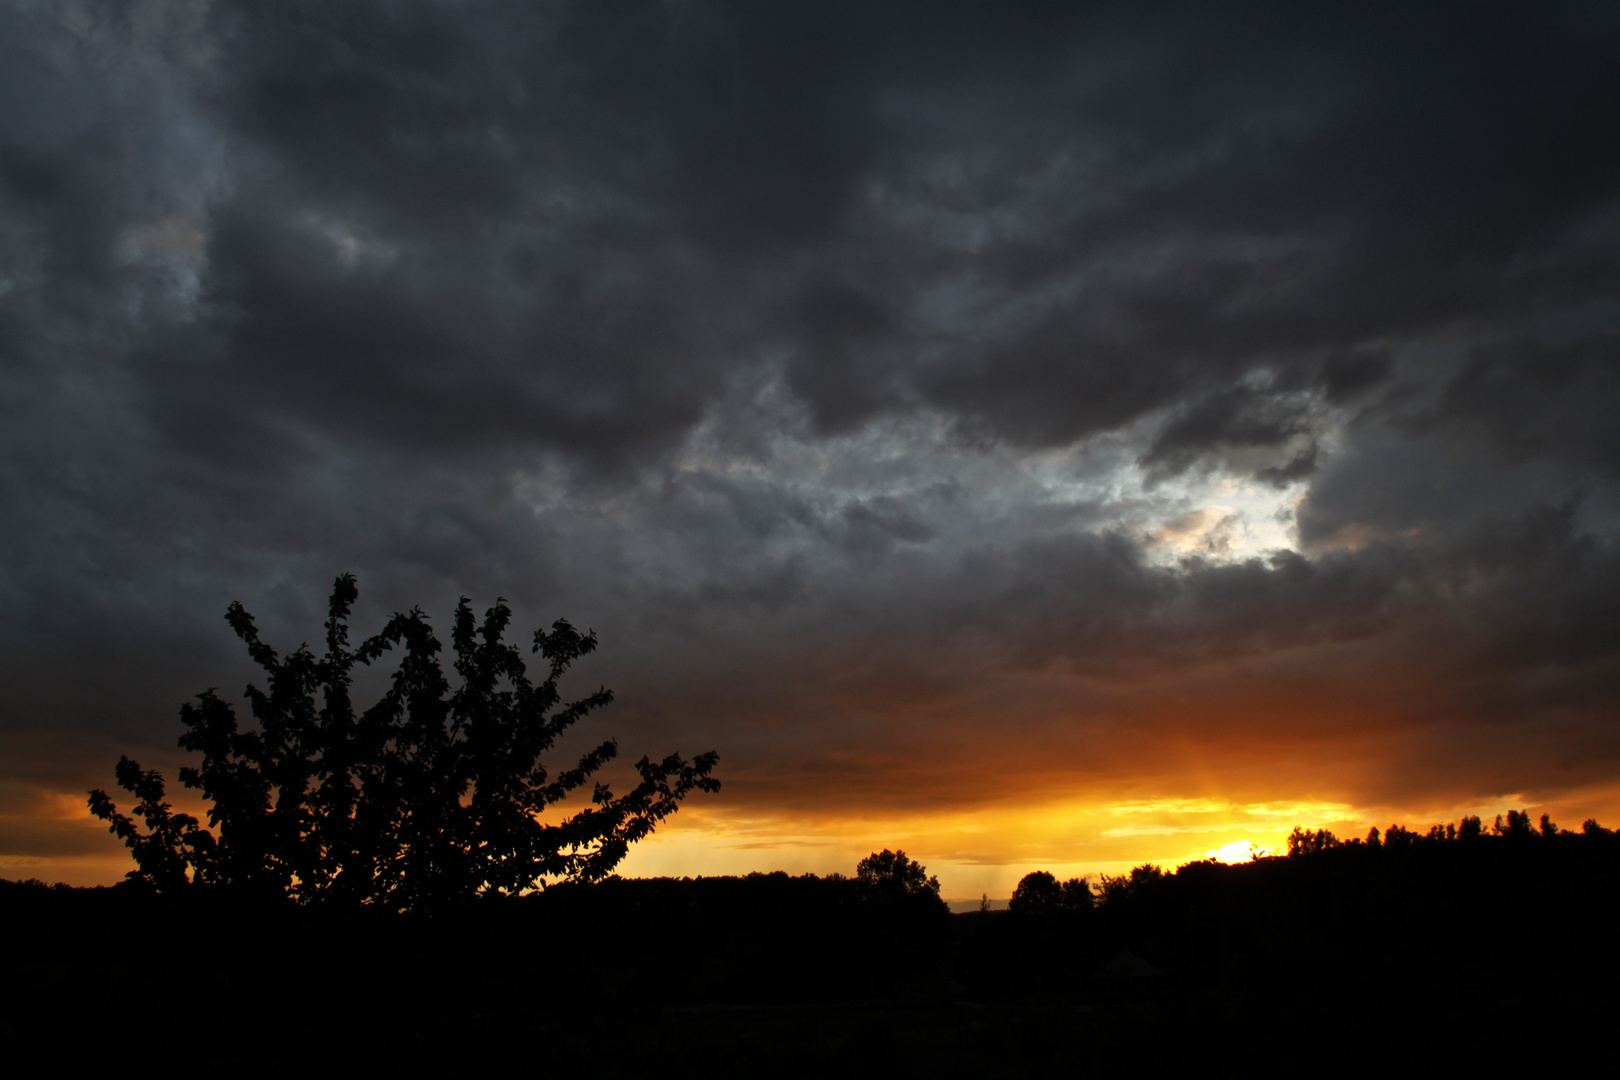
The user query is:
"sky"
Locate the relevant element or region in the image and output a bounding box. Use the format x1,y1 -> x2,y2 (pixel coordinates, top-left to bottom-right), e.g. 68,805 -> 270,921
3,1 -> 1619,900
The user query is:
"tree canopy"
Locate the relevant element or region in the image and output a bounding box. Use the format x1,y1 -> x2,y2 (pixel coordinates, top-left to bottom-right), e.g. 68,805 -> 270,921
855,848 -> 945,910
1008,870 -> 1093,915
89,574 -> 719,910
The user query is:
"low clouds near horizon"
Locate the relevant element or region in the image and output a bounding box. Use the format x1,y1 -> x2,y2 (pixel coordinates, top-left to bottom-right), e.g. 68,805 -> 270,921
3,1 -> 1618,893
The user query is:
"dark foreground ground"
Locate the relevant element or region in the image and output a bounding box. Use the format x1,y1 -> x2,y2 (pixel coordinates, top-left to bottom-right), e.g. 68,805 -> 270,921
6,835 -> 1618,1073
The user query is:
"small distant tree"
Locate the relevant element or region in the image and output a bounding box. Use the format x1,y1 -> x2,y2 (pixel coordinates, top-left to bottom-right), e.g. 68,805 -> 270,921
1494,810 -> 1533,838
1096,863 -> 1165,906
1383,824 -> 1417,850
1009,870 -> 1093,915
1060,876 -> 1093,910
855,849 -> 945,911
89,574 -> 719,910
1286,827 -> 1339,857
1010,870 -> 1060,913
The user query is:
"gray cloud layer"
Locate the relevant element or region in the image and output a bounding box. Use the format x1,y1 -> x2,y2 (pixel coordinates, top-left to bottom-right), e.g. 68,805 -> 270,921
3,1 -> 1618,861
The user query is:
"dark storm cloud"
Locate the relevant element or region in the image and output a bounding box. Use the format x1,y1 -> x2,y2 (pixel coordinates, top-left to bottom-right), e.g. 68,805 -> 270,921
17,2 -> 1620,467
1138,382 -> 1320,486
3,1 -> 1620,877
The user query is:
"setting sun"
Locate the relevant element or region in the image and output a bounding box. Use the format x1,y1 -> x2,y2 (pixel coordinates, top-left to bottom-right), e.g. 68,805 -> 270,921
1205,840 -> 1268,864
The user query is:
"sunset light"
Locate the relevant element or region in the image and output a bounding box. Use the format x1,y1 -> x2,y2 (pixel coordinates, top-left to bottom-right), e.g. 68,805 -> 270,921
1205,841 -> 1267,864
6,4 -> 1620,1069
1,1 -> 1617,922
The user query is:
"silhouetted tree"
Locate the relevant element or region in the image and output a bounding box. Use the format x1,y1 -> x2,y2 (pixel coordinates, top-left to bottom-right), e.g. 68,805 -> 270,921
1494,810 -> 1534,839
89,574 -> 719,909
1384,824 -> 1418,850
1097,863 -> 1165,905
1287,827 -> 1339,857
855,849 -> 946,910
1009,870 -> 1094,915
1060,875 -> 1093,911
1010,870 -> 1060,912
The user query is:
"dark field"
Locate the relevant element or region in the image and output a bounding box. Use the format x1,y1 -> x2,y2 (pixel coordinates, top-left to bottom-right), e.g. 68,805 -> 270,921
7,834 -> 1618,1073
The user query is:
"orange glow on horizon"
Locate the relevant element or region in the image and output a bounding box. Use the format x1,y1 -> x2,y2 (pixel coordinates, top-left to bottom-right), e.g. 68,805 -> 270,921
15,776 -> 1620,899
607,783 -> 1620,901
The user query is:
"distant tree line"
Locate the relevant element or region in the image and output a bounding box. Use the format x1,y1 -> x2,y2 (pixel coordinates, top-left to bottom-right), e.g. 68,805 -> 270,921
1006,863 -> 1172,916
1002,809 -> 1616,917
1286,809 -> 1615,856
